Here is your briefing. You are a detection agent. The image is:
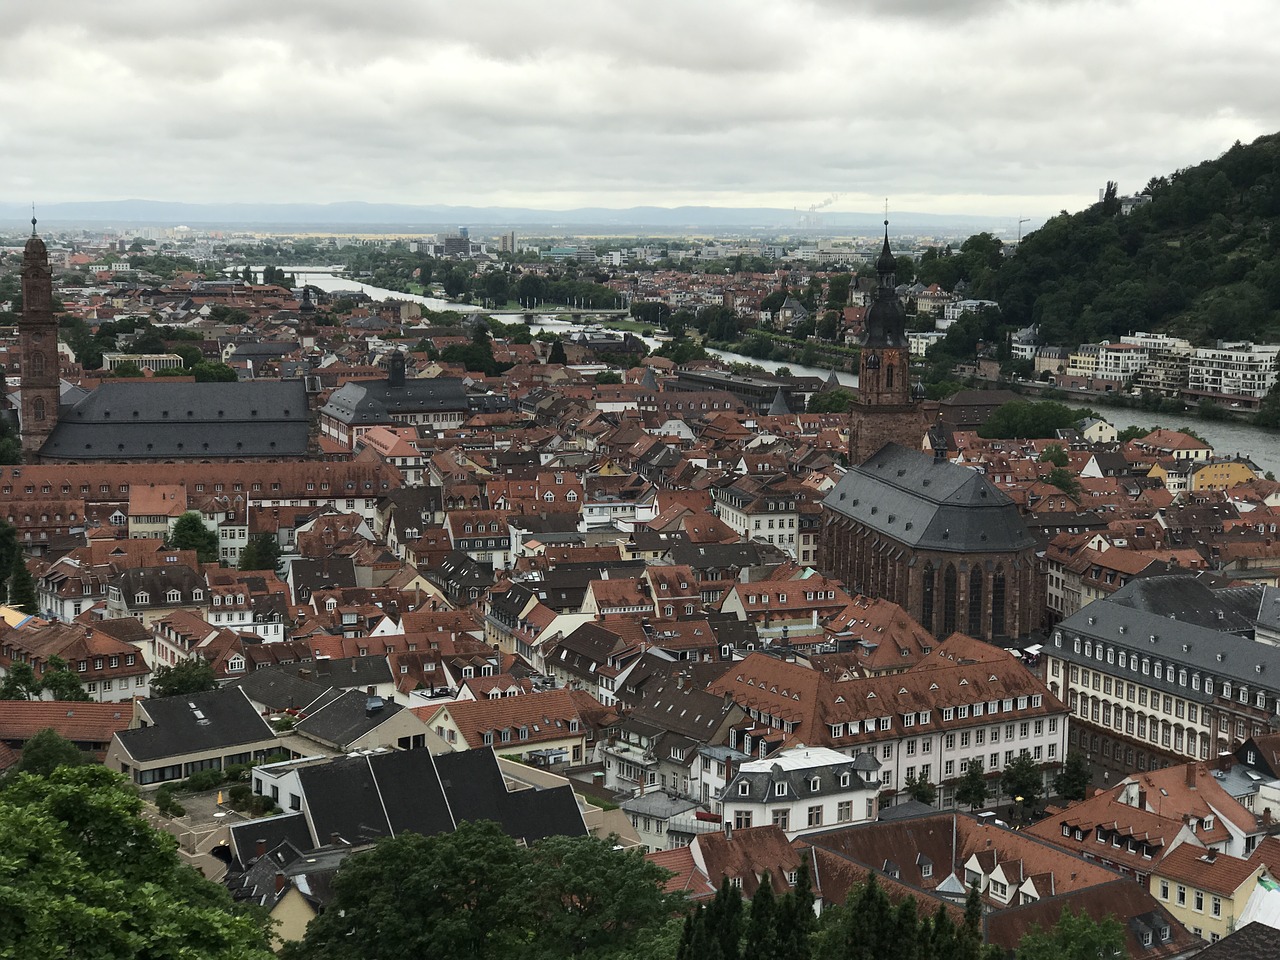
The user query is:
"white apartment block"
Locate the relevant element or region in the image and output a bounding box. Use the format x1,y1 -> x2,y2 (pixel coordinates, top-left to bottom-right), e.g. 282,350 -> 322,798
1188,343 -> 1280,402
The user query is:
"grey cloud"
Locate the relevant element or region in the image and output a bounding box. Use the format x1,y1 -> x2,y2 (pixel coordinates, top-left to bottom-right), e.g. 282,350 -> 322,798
2,0 -> 1278,218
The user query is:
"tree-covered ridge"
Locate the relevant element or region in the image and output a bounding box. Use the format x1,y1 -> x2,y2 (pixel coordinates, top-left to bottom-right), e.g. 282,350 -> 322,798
978,132 -> 1280,347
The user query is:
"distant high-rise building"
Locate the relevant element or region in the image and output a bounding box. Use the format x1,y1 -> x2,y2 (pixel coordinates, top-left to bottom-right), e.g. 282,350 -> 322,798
498,231 -> 516,254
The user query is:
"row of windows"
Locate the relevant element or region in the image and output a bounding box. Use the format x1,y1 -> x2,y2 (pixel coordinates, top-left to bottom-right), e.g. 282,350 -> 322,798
76,654 -> 137,671
1056,635 -> 1269,707
1157,880 -> 1222,918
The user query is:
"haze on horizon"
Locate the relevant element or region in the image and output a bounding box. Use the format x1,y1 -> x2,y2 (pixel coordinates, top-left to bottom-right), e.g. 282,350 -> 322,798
3,0 -> 1278,222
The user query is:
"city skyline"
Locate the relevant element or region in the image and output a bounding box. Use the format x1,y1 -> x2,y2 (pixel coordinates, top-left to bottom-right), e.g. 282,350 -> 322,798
3,0 -> 1279,219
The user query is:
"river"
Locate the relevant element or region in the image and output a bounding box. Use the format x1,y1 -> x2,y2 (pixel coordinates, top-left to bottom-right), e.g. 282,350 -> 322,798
245,265 -> 480,314
1062,401 -> 1279,477
514,316 -> 859,386
266,270 -> 1275,471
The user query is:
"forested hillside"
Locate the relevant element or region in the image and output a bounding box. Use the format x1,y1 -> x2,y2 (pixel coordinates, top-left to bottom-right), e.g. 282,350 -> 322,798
941,133 -> 1280,349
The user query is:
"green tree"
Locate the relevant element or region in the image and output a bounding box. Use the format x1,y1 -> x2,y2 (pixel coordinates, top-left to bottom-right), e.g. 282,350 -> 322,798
679,877 -> 743,960
526,832 -> 682,958
1116,424 -> 1149,442
955,759 -> 990,810
192,361 -> 238,382
39,655 -> 90,702
1015,906 -> 1126,960
0,661 -> 40,700
149,659 -> 218,699
11,727 -> 90,778
816,311 -> 841,341
0,765 -> 272,958
168,511 -> 219,563
1037,444 -> 1068,468
7,549 -> 38,615
979,401 -> 1088,439
903,772 -> 937,806
745,873 -> 783,960
238,534 -> 282,573
548,338 -> 568,365
595,370 -> 623,385
1045,467 -> 1082,499
1053,751 -> 1093,802
289,820 -> 679,960
1001,753 -> 1044,812
111,360 -> 143,378
807,388 -> 855,414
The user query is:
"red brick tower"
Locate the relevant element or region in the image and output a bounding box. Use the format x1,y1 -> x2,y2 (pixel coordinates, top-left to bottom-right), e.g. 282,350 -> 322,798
849,221 -> 927,464
19,218 -> 60,458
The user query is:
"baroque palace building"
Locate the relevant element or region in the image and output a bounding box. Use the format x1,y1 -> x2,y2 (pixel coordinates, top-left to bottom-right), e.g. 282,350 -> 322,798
818,443 -> 1042,643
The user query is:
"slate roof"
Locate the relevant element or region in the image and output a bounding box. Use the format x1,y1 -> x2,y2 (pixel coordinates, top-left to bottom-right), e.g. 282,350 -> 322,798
1106,575 -> 1261,634
42,381 -> 310,459
1055,592 -> 1280,696
320,376 -> 468,425
228,811 -> 314,864
726,747 -> 877,803
822,443 -> 1037,554
296,749 -> 454,845
225,666 -> 331,713
1194,922 -> 1280,960
293,689 -> 406,749
435,748 -> 587,843
306,655 -> 394,689
117,687 -> 278,762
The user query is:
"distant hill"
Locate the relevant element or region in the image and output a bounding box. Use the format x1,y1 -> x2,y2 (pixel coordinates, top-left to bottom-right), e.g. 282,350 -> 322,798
0,199 -> 1015,236
975,132 -> 1280,347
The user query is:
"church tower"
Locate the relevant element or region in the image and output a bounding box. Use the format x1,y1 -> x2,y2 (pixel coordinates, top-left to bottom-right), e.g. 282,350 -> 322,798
848,220 -> 928,464
858,222 -> 911,406
19,219 -> 60,458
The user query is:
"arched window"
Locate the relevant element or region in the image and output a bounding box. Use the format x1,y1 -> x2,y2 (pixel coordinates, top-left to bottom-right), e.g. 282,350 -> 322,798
991,566 -> 1007,638
33,397 -> 45,421
921,562 -> 935,635
942,564 -> 958,636
968,569 -> 984,637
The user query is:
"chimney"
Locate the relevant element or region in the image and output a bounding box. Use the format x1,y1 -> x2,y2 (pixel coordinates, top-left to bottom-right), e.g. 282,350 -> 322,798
330,832 -> 342,846
724,821 -> 732,841
256,838 -> 267,859
1186,763 -> 1197,789
275,873 -> 286,895
1137,788 -> 1147,810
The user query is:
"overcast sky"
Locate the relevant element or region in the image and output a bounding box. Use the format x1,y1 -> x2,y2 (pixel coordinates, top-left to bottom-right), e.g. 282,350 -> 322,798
3,0 -> 1278,219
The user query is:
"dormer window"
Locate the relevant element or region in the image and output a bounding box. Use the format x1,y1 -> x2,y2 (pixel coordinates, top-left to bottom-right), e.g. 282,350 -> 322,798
809,777 -> 820,792
775,782 -> 787,797
738,781 -> 750,796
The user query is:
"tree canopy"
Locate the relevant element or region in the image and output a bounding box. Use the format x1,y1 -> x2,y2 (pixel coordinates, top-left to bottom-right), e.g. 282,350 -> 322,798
955,759 -> 990,810
0,765 -> 273,958
1053,751 -> 1094,803
284,819 -> 681,960
149,659 -> 218,699
168,512 -> 219,564
1015,906 -> 1126,960
238,534 -> 282,572
9,728 -> 91,778
978,401 -> 1090,439
808,388 -> 855,414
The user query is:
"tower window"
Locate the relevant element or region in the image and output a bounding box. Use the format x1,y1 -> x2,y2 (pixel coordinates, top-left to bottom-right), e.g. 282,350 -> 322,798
33,397 -> 45,422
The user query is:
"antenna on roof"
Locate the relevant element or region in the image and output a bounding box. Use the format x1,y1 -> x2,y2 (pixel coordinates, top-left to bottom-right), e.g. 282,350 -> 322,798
31,203 -> 37,236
